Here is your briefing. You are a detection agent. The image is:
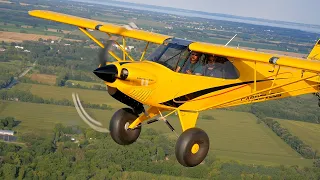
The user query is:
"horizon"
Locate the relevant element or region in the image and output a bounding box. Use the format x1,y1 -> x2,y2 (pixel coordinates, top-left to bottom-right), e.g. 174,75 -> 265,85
110,0 -> 320,26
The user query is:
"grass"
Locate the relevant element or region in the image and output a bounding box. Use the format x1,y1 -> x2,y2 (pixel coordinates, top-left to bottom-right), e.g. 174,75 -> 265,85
0,100 -> 312,167
13,83 -> 122,107
66,80 -> 105,88
2,82 -> 315,167
29,73 -> 57,85
150,110 -> 312,167
0,101 -> 111,135
0,23 -> 66,36
276,118 -> 320,152
0,26 -> 63,37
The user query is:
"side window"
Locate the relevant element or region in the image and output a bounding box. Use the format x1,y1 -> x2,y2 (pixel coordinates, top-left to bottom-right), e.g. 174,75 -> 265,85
202,55 -> 240,79
175,52 -> 239,79
176,51 -> 204,75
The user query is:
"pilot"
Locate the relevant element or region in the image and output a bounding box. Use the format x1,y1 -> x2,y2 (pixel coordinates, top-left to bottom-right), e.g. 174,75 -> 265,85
175,51 -> 202,75
202,54 -> 224,78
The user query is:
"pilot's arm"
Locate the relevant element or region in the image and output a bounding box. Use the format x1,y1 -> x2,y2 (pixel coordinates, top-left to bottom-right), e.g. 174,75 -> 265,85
175,59 -> 187,72
193,65 -> 203,76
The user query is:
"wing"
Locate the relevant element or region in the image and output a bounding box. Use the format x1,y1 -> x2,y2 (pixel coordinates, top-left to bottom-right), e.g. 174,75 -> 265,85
28,10 -> 171,44
189,42 -> 320,73
29,10 -> 320,73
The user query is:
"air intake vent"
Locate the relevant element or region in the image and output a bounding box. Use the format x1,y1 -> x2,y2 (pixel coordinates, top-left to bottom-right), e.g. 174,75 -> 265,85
130,88 -> 152,102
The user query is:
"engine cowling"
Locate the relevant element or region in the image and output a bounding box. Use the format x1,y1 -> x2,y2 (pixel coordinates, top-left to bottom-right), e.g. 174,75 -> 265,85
119,66 -> 157,86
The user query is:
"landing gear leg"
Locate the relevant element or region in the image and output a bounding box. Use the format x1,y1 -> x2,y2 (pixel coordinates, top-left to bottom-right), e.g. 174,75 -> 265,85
175,128 -> 209,167
109,108 -> 141,145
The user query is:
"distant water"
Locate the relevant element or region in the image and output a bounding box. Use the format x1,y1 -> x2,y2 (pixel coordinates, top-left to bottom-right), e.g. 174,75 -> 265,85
71,0 -> 320,34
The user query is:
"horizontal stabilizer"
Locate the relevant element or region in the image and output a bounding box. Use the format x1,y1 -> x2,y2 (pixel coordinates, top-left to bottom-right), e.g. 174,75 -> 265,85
308,39 -> 320,60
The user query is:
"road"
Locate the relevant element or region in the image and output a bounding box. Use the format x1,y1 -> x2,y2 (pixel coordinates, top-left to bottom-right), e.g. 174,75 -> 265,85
4,60 -> 37,89
18,60 -> 37,78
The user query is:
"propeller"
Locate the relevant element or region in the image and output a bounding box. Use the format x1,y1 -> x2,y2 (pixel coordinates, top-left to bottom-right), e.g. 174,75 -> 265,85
98,36 -> 118,66
98,21 -> 139,66
94,21 -> 139,82
72,21 -> 140,133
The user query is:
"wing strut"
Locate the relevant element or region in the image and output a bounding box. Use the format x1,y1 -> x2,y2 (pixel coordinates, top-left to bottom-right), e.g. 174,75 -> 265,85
140,42 -> 150,61
105,32 -> 135,61
78,27 -> 121,61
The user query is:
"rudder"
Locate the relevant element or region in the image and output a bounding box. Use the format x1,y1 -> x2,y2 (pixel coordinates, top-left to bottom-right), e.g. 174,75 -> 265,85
307,39 -> 320,60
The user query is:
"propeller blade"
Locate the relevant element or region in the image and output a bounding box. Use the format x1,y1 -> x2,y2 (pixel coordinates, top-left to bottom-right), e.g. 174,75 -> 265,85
98,39 -> 116,66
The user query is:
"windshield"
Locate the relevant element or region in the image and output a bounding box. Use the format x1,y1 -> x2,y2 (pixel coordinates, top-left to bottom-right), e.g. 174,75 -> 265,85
147,43 -> 189,71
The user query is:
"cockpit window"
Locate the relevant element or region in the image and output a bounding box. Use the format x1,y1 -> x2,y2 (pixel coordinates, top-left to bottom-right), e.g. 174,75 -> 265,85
147,42 -> 189,71
202,56 -> 239,79
147,39 -> 239,79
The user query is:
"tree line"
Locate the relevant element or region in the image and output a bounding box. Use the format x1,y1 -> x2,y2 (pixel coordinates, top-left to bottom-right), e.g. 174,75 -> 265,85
227,95 -> 320,124
225,97 -> 320,167
0,117 -> 19,130
262,118 -> 319,162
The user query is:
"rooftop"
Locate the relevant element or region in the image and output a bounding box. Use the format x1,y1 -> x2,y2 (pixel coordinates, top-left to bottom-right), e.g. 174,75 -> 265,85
0,130 -> 14,133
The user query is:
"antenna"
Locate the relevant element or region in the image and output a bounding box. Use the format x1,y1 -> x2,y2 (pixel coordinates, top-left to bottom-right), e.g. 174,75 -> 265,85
225,34 -> 237,46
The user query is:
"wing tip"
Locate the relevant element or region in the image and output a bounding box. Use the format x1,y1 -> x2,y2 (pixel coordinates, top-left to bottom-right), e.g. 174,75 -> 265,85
28,9 -> 43,16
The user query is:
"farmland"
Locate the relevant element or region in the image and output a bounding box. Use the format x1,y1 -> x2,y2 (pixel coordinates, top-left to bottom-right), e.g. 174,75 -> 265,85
0,82 -> 314,167
66,80 -> 105,88
0,31 -> 61,42
29,73 -> 56,85
0,99 -> 313,167
277,118 -> 320,152
12,83 -> 119,107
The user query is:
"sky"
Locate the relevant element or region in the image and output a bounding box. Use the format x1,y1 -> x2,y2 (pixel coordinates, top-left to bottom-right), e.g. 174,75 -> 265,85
116,0 -> 320,25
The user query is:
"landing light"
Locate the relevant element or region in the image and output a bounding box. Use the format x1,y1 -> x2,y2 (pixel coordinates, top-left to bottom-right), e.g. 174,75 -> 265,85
120,68 -> 129,80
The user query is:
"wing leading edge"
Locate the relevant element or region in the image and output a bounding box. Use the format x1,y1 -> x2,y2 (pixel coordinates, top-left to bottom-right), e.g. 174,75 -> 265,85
28,10 -> 171,44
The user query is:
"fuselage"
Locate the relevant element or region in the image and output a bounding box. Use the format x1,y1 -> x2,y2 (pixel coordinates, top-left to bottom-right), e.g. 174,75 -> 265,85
94,38 -> 319,112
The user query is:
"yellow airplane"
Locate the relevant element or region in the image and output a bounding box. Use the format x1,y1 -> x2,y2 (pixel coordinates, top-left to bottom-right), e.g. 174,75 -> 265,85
29,10 -> 320,167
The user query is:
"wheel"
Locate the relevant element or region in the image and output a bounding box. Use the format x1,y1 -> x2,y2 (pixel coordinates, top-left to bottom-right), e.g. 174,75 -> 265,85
109,108 -> 141,145
175,128 -> 209,167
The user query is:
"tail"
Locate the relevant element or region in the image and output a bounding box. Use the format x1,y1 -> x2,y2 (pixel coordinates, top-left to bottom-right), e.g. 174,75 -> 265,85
307,39 -> 320,60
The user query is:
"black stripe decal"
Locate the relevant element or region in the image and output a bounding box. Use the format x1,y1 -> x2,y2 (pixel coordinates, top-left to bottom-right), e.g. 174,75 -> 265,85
160,79 -> 270,107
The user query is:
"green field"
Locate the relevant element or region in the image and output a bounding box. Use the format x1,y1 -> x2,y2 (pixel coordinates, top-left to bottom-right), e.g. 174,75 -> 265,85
0,101 -> 108,135
13,83 -> 122,107
0,23 -> 64,37
0,82 -> 313,167
66,80 -> 105,88
277,118 -> 320,152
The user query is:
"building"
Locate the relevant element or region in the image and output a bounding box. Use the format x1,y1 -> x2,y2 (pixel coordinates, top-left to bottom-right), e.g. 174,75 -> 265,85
0,130 -> 16,142
0,130 -> 14,136
112,44 -> 135,51
15,46 -> 24,49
